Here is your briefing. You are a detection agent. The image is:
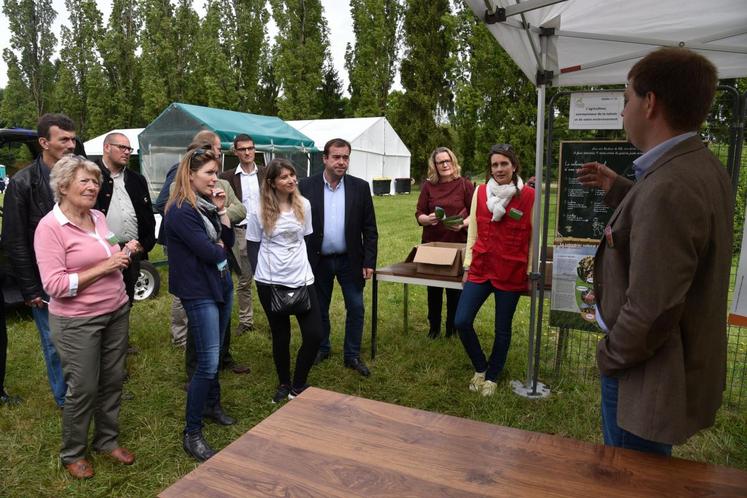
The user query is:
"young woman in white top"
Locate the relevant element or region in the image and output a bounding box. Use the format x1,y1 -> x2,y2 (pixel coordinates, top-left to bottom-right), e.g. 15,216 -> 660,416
247,158 -> 323,403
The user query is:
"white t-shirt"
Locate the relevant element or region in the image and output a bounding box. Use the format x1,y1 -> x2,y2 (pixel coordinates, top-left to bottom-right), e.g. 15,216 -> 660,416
247,198 -> 314,287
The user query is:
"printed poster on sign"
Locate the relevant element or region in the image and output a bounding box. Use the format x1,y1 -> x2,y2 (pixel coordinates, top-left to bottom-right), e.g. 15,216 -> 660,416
550,245 -> 601,332
569,92 -> 624,130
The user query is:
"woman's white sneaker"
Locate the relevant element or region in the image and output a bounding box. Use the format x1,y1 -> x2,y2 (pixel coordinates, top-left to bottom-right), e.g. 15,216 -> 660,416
481,380 -> 497,397
469,372 -> 486,392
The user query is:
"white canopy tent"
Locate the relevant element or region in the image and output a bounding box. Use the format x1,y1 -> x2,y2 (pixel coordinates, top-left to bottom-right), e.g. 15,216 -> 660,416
288,117 -> 411,194
464,0 -> 747,397
83,128 -> 144,158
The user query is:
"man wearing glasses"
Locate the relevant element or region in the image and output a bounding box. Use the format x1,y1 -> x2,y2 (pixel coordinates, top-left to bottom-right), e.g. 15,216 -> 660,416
219,133 -> 265,336
95,133 -> 156,310
2,113 -> 77,408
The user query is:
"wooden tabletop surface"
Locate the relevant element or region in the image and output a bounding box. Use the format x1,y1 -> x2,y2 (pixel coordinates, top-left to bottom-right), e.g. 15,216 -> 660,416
159,387 -> 747,497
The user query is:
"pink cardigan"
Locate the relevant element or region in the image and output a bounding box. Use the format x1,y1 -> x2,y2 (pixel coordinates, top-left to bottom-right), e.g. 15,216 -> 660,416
34,205 -> 128,317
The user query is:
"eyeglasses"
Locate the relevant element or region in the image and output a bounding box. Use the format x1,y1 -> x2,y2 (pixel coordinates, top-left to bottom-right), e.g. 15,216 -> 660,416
491,143 -> 513,154
435,159 -> 452,167
235,146 -> 255,153
109,143 -> 134,153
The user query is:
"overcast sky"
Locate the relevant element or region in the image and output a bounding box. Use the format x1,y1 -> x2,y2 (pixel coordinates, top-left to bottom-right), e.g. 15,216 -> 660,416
0,0 -> 362,93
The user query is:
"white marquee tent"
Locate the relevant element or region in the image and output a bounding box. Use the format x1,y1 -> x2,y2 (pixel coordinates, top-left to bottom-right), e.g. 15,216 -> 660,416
464,0 -> 747,396
288,117 -> 411,194
83,128 -> 144,158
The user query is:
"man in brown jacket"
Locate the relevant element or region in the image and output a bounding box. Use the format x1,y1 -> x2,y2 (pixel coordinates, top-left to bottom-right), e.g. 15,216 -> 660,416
577,48 -> 733,455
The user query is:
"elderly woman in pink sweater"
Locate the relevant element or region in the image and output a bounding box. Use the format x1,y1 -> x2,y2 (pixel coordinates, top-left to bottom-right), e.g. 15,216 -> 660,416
34,155 -> 140,480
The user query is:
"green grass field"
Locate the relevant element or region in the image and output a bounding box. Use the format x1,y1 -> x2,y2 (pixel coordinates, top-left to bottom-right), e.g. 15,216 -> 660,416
0,190 -> 745,497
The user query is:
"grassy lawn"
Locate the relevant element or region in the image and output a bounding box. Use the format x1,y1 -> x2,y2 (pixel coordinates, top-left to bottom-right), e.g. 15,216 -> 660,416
0,188 -> 745,496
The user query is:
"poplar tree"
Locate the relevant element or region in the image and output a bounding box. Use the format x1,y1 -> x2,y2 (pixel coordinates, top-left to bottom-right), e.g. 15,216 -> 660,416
317,57 -> 347,118
194,0 -> 238,109
0,54 -> 36,127
53,0 -> 105,138
270,0 -> 329,119
393,0 -> 454,180
97,0 -> 142,130
140,0 -> 180,121
1,0 -> 57,118
451,4 -> 535,175
229,0 -> 269,111
255,45 -> 280,116
171,0 -> 202,107
344,0 -> 401,117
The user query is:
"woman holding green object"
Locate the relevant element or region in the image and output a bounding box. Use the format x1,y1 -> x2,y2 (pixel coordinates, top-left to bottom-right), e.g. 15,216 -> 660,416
415,147 -> 474,339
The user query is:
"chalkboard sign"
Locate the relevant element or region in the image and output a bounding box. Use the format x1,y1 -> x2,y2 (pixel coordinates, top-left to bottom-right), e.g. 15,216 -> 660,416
556,141 -> 639,241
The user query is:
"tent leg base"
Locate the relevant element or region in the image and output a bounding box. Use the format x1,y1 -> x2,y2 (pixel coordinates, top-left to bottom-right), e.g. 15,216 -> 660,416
510,379 -> 551,399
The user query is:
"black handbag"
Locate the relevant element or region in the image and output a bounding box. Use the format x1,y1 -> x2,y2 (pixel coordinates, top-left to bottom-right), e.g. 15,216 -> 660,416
264,229 -> 312,315
270,284 -> 311,314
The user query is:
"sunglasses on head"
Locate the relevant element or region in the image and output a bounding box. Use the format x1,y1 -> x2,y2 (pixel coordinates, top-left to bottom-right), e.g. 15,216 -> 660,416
491,143 -> 513,154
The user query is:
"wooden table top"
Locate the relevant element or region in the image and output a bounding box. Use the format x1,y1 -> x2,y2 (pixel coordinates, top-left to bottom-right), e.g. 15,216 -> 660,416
159,388 -> 747,497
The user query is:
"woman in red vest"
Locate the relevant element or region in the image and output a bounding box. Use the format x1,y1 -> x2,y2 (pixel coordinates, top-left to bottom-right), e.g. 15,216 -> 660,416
415,147 -> 475,339
454,144 -> 534,397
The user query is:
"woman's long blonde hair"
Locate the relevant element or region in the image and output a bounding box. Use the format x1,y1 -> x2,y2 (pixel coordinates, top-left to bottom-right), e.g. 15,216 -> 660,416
260,158 -> 305,236
165,147 -> 220,212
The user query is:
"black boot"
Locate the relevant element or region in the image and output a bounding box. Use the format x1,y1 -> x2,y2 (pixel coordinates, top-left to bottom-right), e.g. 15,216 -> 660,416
203,404 -> 236,425
183,431 -> 216,462
427,324 -> 441,339
445,325 -> 455,338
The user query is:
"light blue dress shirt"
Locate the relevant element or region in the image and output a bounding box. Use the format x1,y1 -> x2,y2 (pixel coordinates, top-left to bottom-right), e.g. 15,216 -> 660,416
321,172 -> 347,255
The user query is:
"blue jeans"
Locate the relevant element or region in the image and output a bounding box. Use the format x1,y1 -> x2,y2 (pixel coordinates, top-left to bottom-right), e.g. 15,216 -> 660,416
601,374 -> 672,455
32,306 -> 66,407
315,254 -> 365,360
181,274 -> 233,434
454,280 -> 520,382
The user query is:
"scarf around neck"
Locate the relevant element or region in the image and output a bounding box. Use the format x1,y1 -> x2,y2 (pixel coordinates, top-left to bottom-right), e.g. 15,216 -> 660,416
486,176 -> 524,221
196,194 -> 222,242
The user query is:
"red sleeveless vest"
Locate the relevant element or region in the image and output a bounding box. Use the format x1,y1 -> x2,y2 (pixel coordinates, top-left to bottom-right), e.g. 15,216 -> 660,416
468,183 -> 534,291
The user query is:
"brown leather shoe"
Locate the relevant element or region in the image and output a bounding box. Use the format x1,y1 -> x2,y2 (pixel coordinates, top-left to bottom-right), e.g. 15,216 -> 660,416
65,459 -> 94,479
107,447 -> 135,465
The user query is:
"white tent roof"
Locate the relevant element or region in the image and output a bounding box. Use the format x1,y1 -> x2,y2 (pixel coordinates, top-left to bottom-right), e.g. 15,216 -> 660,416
465,0 -> 747,87
287,117 -> 410,157
83,128 -> 144,156
464,0 -> 747,394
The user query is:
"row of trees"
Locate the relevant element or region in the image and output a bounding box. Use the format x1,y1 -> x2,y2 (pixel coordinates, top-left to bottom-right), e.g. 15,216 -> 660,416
0,0 -> 537,178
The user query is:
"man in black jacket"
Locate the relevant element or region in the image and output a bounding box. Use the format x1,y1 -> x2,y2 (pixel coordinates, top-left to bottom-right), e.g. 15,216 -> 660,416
1,113 -> 76,407
299,138 -> 378,377
94,132 -> 156,304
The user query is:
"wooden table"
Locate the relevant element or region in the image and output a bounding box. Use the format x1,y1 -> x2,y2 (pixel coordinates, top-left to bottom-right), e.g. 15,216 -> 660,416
159,388 -> 747,497
371,262 -> 553,359
371,262 -> 463,358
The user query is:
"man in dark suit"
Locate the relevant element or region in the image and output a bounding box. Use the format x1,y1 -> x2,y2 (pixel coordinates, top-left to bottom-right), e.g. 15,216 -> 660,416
299,138 -> 378,377
578,48 -> 733,455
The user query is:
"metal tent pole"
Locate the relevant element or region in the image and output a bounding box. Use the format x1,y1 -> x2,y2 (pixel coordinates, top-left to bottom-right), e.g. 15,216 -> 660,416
511,70 -> 551,399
